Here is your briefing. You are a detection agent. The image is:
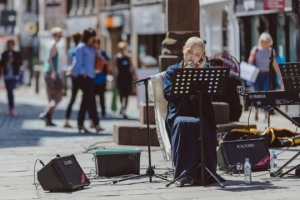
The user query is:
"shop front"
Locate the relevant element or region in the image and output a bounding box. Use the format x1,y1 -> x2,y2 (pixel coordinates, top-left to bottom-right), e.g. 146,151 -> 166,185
131,0 -> 166,68
200,0 -> 240,59
235,0 -> 300,63
99,6 -> 131,61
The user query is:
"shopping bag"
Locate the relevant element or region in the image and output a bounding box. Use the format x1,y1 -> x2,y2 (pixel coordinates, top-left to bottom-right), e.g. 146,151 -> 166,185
111,88 -> 119,112
240,61 -> 260,83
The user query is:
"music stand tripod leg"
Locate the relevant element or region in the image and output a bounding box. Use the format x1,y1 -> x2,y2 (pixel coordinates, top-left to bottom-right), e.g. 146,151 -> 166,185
113,78 -> 170,184
279,164 -> 300,178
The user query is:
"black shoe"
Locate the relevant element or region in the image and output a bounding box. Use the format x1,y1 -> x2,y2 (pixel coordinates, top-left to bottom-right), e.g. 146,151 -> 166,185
46,121 -> 57,126
39,112 -> 50,124
123,114 -> 128,119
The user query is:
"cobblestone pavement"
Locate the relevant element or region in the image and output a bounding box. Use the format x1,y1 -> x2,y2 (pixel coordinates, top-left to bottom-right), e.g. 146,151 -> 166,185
0,86 -> 300,199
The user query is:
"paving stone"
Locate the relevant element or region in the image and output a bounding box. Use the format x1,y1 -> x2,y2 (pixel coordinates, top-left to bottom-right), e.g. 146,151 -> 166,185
1,87 -> 300,199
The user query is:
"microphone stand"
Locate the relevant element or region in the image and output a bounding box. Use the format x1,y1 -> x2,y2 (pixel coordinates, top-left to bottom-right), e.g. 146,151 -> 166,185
112,77 -> 169,184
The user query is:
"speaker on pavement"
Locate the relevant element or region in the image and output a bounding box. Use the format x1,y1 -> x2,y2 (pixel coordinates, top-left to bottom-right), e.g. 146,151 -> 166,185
217,138 -> 270,172
37,155 -> 90,192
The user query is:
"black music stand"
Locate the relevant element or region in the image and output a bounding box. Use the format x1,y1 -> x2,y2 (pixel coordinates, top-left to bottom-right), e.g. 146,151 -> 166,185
270,63 -> 300,178
165,67 -> 229,188
112,77 -> 169,184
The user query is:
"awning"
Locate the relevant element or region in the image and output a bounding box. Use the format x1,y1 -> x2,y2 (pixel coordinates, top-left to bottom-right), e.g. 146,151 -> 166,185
235,0 -> 293,17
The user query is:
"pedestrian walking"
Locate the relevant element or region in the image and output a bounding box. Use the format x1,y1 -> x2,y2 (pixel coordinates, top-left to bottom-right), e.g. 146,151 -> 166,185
113,41 -> 135,119
0,39 -> 22,116
247,32 -> 282,122
39,27 -> 64,126
75,28 -> 104,133
63,32 -> 81,128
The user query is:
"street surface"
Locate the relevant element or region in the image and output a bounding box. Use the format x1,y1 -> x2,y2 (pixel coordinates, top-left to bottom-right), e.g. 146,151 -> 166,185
1,85 -> 300,200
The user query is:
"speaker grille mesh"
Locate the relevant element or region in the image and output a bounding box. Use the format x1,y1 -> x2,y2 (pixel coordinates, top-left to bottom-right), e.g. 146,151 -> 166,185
53,155 -> 89,189
221,138 -> 270,171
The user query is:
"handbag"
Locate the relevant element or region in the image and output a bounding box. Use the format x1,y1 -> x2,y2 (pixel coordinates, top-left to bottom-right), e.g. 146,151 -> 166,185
111,88 -> 119,112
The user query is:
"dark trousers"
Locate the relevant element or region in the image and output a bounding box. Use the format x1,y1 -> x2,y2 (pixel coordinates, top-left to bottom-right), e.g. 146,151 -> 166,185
77,76 -> 99,126
120,95 -> 128,112
65,76 -> 79,119
94,83 -> 106,115
4,79 -> 16,110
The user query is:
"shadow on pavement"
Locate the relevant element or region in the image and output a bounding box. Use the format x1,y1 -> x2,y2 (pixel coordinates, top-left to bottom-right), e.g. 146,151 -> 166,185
215,180 -> 288,191
0,103 -> 116,148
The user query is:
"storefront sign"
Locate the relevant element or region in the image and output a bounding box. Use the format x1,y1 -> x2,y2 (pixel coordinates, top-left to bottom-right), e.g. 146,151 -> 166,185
235,0 -> 293,16
264,0 -> 285,11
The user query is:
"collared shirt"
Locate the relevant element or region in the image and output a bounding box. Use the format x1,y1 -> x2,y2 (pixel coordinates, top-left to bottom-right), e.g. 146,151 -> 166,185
75,42 -> 96,78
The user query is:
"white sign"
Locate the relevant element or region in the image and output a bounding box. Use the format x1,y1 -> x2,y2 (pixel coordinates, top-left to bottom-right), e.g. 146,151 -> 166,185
240,61 -> 260,83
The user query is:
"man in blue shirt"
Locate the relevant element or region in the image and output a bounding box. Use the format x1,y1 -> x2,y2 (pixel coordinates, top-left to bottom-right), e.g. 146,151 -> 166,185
75,28 -> 104,133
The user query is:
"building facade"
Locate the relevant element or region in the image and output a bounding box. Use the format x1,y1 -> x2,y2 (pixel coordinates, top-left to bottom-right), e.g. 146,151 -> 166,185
235,0 -> 300,63
199,0 -> 240,60
99,0 -> 165,69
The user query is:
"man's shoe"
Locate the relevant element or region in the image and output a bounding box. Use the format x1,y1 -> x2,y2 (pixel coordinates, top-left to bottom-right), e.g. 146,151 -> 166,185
175,180 -> 185,187
39,112 -> 49,123
46,121 -> 56,126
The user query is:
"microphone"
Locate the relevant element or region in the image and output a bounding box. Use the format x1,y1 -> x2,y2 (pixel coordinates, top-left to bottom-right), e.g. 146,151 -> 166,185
188,61 -> 194,67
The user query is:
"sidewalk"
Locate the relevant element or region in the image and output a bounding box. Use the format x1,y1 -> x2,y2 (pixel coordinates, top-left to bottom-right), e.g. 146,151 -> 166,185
0,86 -> 300,199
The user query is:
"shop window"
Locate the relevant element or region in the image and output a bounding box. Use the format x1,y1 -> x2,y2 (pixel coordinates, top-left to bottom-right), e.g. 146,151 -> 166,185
138,34 -> 164,68
222,10 -> 228,52
250,16 -> 260,47
112,0 -> 130,5
289,14 -> 297,62
46,0 -> 61,6
68,0 -> 95,16
276,13 -> 286,63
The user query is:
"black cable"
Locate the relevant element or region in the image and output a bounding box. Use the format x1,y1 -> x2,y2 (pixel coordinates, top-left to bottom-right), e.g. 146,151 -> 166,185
247,102 -> 254,135
33,159 -> 45,189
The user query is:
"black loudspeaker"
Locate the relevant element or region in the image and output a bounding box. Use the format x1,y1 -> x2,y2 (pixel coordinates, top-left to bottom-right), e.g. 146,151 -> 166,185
37,155 -> 90,192
218,138 -> 270,172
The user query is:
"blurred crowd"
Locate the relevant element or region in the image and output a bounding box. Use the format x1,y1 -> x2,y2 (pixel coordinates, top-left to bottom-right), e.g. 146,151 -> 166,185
0,27 -> 137,133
